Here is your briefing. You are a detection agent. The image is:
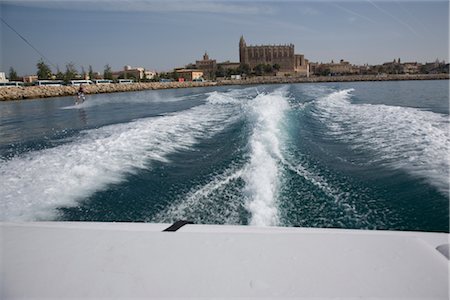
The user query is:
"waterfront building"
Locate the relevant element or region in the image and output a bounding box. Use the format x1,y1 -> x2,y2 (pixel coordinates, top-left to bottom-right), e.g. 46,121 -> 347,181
23,75 -> 38,83
144,70 -> 156,80
0,72 -> 7,83
217,61 -> 241,71
112,66 -> 155,81
402,62 -> 421,74
196,52 -> 217,80
195,54 -> 242,79
239,36 -> 309,76
175,69 -> 204,81
310,60 -> 358,76
382,60 -> 404,74
421,60 -> 449,74
328,59 -> 357,75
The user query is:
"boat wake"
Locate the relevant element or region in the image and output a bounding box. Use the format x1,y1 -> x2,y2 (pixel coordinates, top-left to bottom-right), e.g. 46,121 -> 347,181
2,85 -> 446,228
0,98 -> 238,221
313,89 -> 449,195
155,87 -> 291,227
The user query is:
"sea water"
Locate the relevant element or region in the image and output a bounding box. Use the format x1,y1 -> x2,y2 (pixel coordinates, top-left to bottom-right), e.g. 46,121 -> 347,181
0,80 -> 448,232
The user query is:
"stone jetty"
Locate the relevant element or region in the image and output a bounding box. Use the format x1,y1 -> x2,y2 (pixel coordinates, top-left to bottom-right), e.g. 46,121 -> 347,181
0,81 -> 217,101
0,74 -> 448,101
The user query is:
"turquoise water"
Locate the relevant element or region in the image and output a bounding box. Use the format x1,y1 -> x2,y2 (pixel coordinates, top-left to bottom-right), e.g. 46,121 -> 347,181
1,80 -> 448,232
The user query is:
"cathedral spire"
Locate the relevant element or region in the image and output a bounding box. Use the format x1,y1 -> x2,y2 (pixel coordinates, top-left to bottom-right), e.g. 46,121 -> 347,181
239,35 -> 246,47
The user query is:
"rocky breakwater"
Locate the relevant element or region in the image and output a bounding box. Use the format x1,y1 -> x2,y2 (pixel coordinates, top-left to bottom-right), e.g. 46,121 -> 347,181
0,81 -> 217,101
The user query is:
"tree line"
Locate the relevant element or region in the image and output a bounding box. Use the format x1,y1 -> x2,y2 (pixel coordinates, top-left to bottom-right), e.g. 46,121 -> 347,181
7,60 -> 115,83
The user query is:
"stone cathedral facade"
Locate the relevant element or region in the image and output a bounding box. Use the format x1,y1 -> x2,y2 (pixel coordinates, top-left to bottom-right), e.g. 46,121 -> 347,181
239,36 -> 309,76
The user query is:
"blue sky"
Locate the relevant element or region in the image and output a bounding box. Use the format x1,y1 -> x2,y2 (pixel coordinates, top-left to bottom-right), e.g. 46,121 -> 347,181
1,0 -> 448,76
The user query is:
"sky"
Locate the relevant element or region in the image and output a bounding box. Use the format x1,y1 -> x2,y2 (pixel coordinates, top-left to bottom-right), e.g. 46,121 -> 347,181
1,0 -> 449,76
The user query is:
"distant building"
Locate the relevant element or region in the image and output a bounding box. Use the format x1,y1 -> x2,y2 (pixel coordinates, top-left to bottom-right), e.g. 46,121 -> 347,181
0,72 -> 7,83
402,62 -> 421,74
23,75 -> 38,83
356,64 -> 376,75
217,61 -> 240,71
112,66 -> 155,80
421,60 -> 448,74
381,59 -> 404,74
90,72 -> 104,80
239,36 -> 309,76
196,52 -> 217,80
187,52 -> 243,79
144,70 -> 156,80
175,69 -> 203,81
310,59 -> 357,76
328,59 -> 357,75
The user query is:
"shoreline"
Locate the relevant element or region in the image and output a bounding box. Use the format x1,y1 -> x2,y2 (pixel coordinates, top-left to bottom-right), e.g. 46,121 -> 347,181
217,73 -> 449,86
0,74 -> 448,101
0,81 -> 218,102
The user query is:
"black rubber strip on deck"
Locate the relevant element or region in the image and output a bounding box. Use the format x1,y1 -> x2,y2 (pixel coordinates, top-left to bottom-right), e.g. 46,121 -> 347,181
163,220 -> 194,232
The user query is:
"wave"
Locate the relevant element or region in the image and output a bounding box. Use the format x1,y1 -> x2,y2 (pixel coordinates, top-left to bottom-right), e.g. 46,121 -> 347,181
242,88 -> 291,226
153,87 -> 291,227
152,164 -> 245,225
0,101 -> 238,221
205,87 -> 259,105
314,89 -> 449,194
279,155 -> 397,229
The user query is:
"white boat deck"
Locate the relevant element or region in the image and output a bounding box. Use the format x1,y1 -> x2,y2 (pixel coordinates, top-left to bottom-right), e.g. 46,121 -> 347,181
1,222 -> 448,299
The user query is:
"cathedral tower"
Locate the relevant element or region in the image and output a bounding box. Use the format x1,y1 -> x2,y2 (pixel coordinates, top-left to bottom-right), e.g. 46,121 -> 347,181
237,36 -> 308,76
239,35 -> 247,65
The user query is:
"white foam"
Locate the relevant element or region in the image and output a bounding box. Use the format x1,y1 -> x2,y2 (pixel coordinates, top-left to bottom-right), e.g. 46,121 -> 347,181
282,158 -> 385,227
206,91 -> 240,105
153,87 -> 291,227
314,89 -> 450,194
284,161 -> 343,205
0,101 -> 237,221
205,87 -> 258,105
242,88 -> 290,226
153,165 -> 245,224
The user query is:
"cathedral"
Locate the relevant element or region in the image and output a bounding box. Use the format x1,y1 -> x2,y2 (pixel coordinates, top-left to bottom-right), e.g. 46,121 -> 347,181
239,36 -> 308,76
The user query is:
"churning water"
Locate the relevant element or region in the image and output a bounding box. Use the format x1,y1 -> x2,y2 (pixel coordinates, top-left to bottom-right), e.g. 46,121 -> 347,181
1,81 -> 448,232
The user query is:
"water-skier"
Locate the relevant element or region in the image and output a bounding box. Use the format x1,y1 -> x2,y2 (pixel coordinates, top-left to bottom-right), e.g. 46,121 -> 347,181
76,84 -> 86,104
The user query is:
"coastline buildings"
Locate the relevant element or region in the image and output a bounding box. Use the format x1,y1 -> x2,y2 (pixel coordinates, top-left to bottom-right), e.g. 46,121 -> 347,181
112,65 -> 156,81
239,36 -> 309,76
22,75 -> 38,83
187,36 -> 311,79
387,61 -> 423,74
4,35 -> 449,82
421,60 -> 449,74
218,61 -> 240,71
308,58 -> 449,76
195,52 -> 216,80
175,69 -> 204,81
310,59 -> 358,76
194,53 -> 240,80
0,72 -> 7,83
